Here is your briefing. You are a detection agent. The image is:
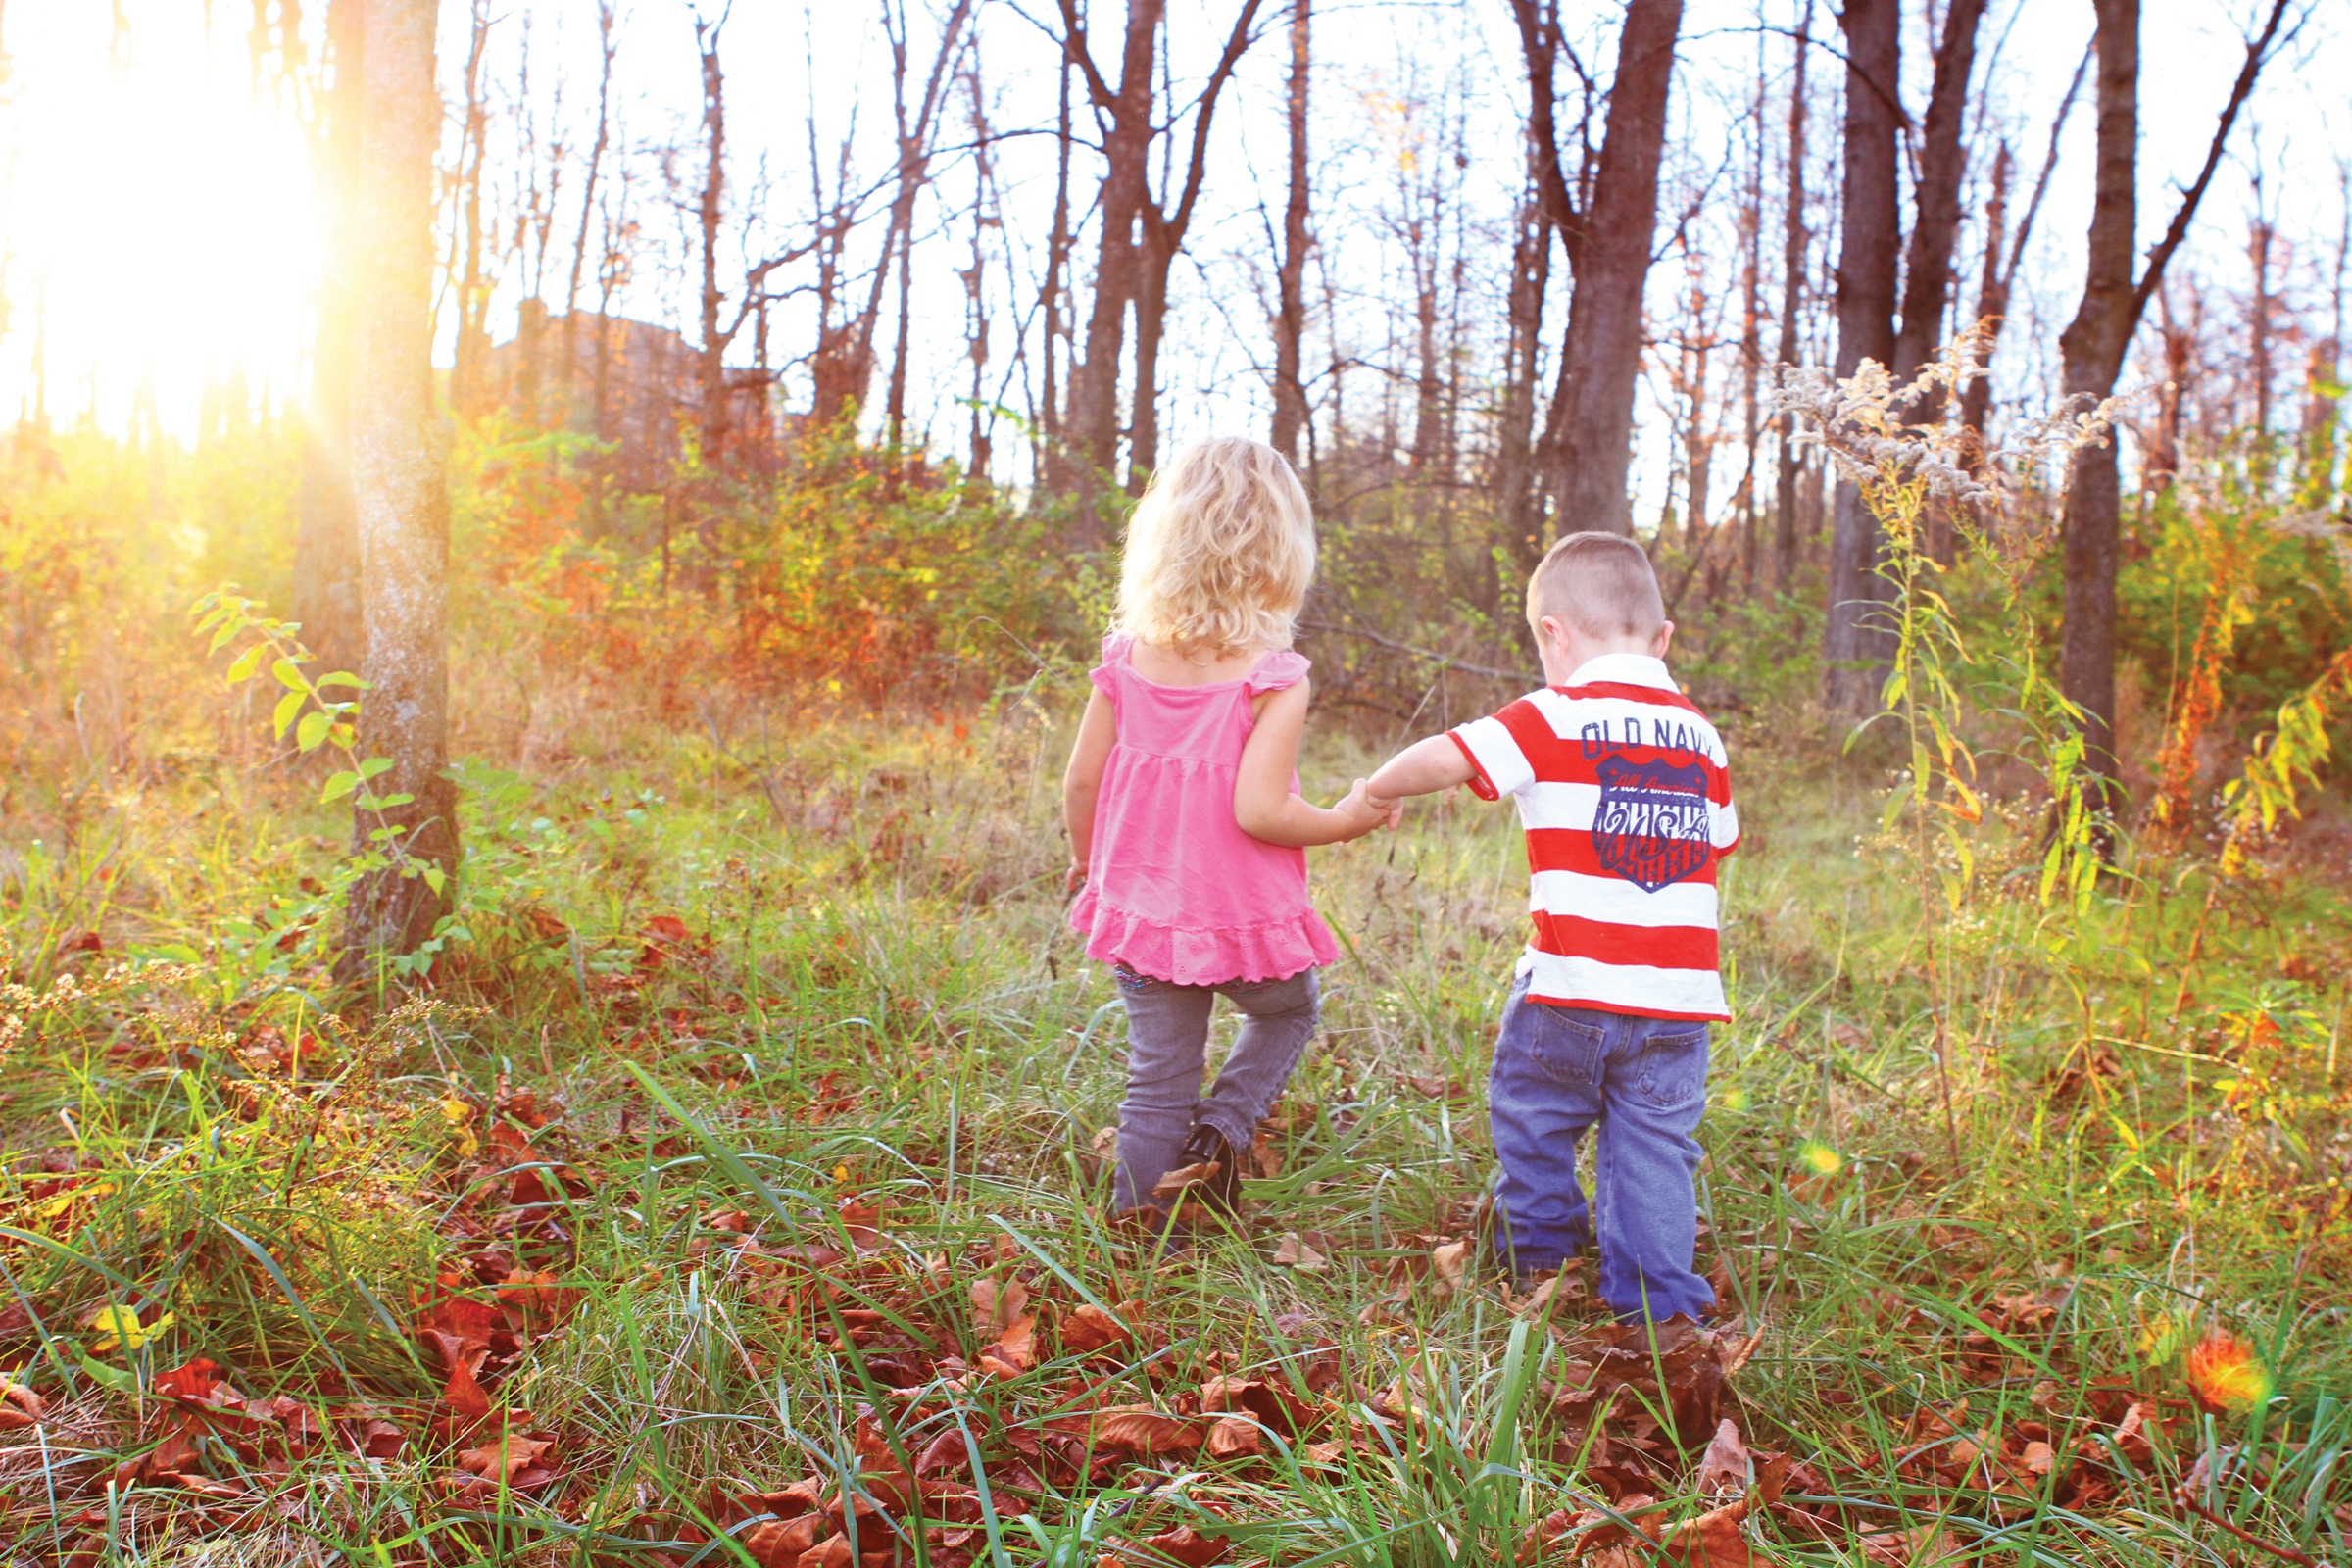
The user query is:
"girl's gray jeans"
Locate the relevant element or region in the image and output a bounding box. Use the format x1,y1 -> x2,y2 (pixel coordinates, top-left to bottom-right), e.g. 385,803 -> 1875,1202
1109,964 -> 1320,1212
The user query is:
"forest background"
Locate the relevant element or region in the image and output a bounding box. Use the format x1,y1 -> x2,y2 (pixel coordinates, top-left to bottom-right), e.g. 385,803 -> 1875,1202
1,0 -> 2351,1565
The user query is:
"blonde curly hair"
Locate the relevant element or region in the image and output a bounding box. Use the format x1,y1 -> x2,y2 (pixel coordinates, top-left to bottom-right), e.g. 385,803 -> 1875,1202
1115,437 -> 1316,658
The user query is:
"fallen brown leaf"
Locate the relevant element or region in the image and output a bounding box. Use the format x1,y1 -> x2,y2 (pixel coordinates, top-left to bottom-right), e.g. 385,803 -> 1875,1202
1143,1524 -> 1230,1566
1206,1415 -> 1262,1460
1271,1233 -> 1328,1272
1694,1418 -> 1748,1496
1151,1160 -> 1222,1200
1092,1405 -> 1202,1455
970,1277 -> 1031,1336
1061,1301 -> 1137,1352
0,1380 -> 45,1429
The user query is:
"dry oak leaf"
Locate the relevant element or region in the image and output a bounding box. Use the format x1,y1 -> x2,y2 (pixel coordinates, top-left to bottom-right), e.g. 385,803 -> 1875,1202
978,1314 -> 1037,1379
1205,1415 -> 1262,1460
1271,1233 -> 1328,1272
442,1356 -> 494,1422
457,1430 -> 560,1488
1061,1301 -> 1138,1353
970,1277 -> 1031,1336
1143,1523 -> 1230,1565
1859,1526 -> 1960,1567
795,1537 -> 855,1568
1151,1160 -> 1222,1200
0,1380 -> 43,1429
1091,1405 -> 1203,1455
741,1514 -> 827,1567
1655,1501 -> 1777,1568
1694,1418 -> 1749,1496
1431,1238 -> 1473,1295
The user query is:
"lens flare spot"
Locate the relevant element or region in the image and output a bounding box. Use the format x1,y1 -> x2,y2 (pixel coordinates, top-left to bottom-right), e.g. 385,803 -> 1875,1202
1796,1140 -> 1843,1176
2184,1331 -> 2271,1414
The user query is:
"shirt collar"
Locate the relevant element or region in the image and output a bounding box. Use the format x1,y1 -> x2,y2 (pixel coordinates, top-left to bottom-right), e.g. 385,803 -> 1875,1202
1561,652 -> 1679,692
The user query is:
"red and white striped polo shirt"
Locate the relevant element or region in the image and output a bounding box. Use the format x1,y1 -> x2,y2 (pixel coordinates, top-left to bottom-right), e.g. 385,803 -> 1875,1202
1449,653 -> 1738,1021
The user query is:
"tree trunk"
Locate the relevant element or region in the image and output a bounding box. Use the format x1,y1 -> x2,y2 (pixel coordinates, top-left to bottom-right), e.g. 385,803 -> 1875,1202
694,17 -> 731,468
1896,0 -> 1984,564
1735,28 -> 1764,589
557,0 -> 615,405
1771,0 -> 1810,591
1039,52 -> 1073,489
1818,0 -> 1900,712
1063,0 -> 1162,516
341,0 -> 456,979
1956,143 -> 2011,474
293,0 -> 364,681
446,0 -> 492,417
1543,0 -> 1684,537
2247,206 -> 2275,438
1890,0 -> 1984,395
2145,280 -> 2190,492
1268,0 -> 1311,464
1123,0 -> 1260,493
1959,45 -> 2087,474
1495,181 -> 1552,575
2059,0 -> 2290,796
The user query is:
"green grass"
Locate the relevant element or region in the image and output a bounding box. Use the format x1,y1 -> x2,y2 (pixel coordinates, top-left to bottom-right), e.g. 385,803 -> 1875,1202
0,689 -> 2346,1566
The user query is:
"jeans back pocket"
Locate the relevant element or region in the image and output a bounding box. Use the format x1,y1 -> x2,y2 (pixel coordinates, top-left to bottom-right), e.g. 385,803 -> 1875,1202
1633,1026 -> 1709,1109
1520,1005 -> 1605,1089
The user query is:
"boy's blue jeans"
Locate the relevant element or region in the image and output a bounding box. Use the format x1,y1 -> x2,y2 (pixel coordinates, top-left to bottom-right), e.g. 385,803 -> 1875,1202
1110,965 -> 1318,1212
1489,973 -> 1715,1322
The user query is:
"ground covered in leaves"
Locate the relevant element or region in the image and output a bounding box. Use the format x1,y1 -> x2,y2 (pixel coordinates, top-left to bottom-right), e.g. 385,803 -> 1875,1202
1,709 -> 2348,1567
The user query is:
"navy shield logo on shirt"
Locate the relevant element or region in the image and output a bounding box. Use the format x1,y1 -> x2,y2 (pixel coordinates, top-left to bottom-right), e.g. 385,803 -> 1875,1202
1592,754 -> 1712,891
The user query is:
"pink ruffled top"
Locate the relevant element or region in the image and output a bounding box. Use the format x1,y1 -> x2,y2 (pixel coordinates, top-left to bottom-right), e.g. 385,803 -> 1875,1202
1070,632 -> 1341,985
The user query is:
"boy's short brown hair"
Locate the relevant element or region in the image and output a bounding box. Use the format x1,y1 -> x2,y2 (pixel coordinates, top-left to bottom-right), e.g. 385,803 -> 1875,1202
1526,531 -> 1665,641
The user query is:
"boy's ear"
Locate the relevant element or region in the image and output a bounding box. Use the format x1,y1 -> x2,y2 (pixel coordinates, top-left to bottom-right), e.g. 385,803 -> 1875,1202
1537,613 -> 1568,650
1653,620 -> 1676,657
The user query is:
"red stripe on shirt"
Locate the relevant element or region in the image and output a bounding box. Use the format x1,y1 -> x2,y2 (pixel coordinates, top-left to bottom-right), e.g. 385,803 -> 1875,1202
1531,911 -> 1719,970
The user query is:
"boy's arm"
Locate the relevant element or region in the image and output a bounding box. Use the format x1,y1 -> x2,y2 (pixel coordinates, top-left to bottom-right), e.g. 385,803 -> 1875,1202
1061,687 -> 1116,890
1364,733 -> 1478,806
1234,681 -> 1390,847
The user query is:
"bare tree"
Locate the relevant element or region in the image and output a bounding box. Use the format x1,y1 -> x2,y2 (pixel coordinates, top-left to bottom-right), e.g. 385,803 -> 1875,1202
2302,167 -> 2349,496
343,0 -> 456,975
1058,0 -> 1161,513
557,0 -> 616,397
444,0 -> 494,416
1268,0 -> 1312,465
1818,0 -> 1901,710
1957,42 -> 2086,472
1517,0 -> 1687,542
1770,0 -> 1812,591
293,0 -> 365,680
2057,0 -> 2296,794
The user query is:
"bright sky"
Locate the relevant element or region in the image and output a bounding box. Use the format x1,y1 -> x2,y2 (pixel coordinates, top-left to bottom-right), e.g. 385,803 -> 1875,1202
0,0 -> 2343,503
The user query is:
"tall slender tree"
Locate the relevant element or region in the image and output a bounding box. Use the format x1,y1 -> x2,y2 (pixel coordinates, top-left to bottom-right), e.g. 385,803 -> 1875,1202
342,0 -> 456,976
292,0 -> 364,681
1268,0 -> 1312,465
1818,0 -> 1900,710
1770,0 -> 1812,591
1516,0 -> 1686,542
2055,0 -> 2296,793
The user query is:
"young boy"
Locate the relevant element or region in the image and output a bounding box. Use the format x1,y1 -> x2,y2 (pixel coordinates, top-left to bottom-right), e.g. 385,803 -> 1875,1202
1363,531 -> 1737,1322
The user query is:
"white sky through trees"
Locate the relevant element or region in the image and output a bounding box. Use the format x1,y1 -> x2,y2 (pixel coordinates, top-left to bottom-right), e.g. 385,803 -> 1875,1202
0,0 -> 2344,518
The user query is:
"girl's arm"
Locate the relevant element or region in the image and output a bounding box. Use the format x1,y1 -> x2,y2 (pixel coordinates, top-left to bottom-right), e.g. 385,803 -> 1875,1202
1062,688 -> 1117,890
1364,733 -> 1477,806
1235,680 -> 1389,847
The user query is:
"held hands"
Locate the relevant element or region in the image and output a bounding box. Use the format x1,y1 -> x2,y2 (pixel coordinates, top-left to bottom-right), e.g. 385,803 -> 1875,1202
1335,778 -> 1403,839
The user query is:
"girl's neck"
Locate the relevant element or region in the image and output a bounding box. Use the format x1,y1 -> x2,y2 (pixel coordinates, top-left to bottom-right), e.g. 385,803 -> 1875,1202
1127,636 -> 1276,688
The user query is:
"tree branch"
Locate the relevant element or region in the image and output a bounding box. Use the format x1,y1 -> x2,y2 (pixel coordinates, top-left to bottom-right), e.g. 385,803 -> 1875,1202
2129,0 -> 2301,324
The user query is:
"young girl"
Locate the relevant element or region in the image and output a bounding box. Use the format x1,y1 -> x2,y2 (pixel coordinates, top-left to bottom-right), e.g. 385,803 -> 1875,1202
1062,437 -> 1393,1223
